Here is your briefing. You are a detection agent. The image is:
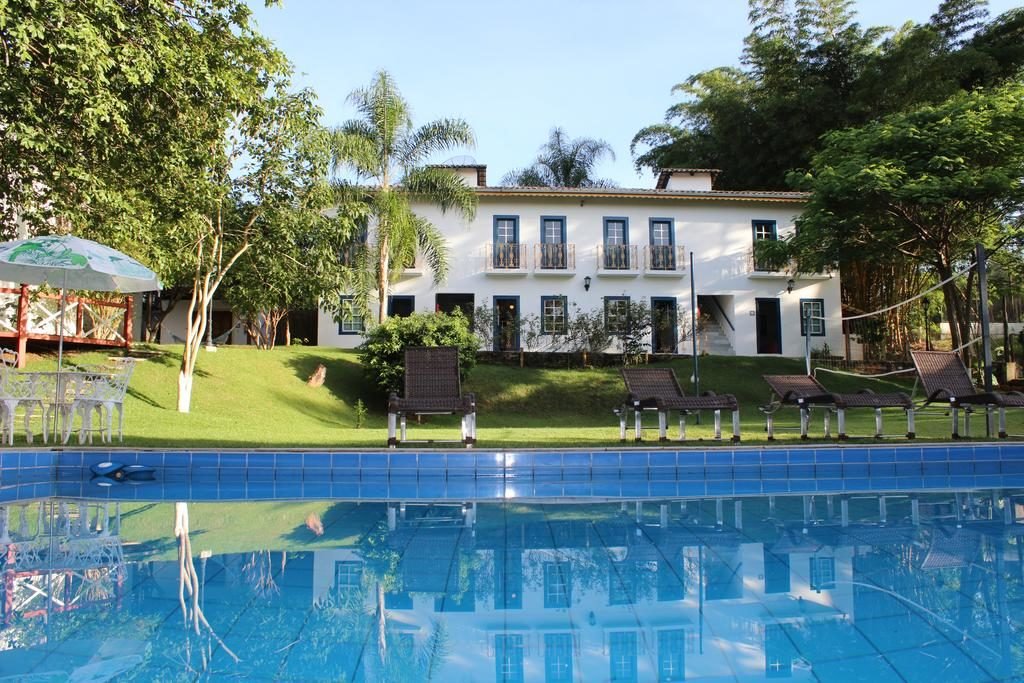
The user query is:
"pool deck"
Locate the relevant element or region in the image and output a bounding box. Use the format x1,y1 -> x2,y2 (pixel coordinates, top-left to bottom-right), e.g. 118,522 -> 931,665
3,442 -> 1024,502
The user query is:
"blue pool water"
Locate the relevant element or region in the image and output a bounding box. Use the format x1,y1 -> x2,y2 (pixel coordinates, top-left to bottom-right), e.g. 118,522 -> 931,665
1,489 -> 1023,681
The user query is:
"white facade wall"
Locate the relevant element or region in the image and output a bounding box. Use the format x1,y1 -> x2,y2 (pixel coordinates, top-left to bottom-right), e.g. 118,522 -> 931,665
309,541 -> 853,681
318,190 -> 843,358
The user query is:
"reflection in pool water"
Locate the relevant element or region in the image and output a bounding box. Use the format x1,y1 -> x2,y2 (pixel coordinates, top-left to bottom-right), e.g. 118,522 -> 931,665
1,491 -> 1023,681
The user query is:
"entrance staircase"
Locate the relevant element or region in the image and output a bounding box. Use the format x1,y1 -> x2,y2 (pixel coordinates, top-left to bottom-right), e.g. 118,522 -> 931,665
697,314 -> 734,355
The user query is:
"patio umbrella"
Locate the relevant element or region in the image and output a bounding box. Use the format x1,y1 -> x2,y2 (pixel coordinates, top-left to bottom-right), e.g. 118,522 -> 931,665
0,234 -> 159,439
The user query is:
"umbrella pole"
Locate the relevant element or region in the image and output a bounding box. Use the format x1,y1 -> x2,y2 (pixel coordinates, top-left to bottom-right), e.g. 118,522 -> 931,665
52,273 -> 67,443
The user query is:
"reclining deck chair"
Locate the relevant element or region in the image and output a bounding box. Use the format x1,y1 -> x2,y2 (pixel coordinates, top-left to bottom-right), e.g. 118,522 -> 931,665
387,347 -> 477,448
761,374 -> 914,440
911,350 -> 1024,438
617,367 -> 741,442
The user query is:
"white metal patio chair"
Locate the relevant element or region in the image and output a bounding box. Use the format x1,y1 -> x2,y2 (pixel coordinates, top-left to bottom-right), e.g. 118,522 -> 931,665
0,348 -> 49,445
75,358 -> 138,444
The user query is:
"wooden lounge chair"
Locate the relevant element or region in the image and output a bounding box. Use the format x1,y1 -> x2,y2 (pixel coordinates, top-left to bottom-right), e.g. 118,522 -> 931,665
761,374 -> 914,440
617,367 -> 741,443
911,350 -> 1024,438
387,347 -> 477,448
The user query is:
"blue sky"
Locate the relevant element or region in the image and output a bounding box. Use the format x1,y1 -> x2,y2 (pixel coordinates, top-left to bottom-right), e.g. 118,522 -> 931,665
250,0 -> 1020,189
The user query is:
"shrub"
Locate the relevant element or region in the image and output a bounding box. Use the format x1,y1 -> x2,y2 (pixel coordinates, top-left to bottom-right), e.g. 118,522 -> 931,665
358,310 -> 479,396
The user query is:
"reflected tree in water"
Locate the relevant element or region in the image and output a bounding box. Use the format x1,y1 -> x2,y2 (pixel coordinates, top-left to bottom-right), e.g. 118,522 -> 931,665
173,502 -> 240,672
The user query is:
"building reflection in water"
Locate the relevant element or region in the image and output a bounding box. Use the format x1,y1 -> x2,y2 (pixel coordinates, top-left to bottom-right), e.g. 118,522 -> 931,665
0,491 -> 1022,681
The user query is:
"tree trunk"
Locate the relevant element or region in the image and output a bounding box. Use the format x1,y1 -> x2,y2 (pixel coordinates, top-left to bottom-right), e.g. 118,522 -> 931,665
377,235 -> 391,324
177,370 -> 193,414
285,315 -> 291,347
145,295 -> 180,343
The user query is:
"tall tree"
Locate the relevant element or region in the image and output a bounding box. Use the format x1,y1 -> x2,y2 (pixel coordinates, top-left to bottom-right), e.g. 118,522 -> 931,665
330,71 -> 477,323
224,200 -> 360,349
631,0 -> 1024,190
169,85 -> 338,411
782,84 -> 1024,354
502,128 -> 616,187
0,0 -> 349,411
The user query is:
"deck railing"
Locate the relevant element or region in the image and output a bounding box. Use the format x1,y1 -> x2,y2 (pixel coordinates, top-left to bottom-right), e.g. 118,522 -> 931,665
0,286 -> 133,366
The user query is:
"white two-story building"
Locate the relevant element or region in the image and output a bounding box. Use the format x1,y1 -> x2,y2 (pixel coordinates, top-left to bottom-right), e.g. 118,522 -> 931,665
318,166 -> 842,358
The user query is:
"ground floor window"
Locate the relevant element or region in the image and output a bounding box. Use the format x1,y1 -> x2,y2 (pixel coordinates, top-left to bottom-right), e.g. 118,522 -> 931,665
604,296 -> 630,333
800,298 -> 825,336
338,296 -> 364,334
809,556 -> 835,590
544,562 -> 572,608
542,296 -> 567,334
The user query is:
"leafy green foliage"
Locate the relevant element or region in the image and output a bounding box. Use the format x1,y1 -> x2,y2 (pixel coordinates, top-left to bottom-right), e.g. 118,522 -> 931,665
358,311 -> 480,396
502,127 -> 616,187
788,82 -> 1024,351
631,0 -> 1024,190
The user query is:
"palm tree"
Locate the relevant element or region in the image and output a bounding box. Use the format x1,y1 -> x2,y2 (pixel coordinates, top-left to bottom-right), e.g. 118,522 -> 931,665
502,127 -> 616,187
331,70 -> 477,323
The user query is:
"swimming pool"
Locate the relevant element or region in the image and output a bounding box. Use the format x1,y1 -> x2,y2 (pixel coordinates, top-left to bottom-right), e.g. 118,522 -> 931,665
3,442 -> 1024,502
1,489 -> 1023,681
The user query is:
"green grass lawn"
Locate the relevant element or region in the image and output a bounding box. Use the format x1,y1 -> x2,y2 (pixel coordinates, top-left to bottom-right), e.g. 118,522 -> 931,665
19,344 -> 1020,448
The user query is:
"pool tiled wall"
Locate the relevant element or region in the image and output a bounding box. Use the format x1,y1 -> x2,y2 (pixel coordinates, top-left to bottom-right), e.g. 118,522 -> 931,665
3,443 -> 1024,502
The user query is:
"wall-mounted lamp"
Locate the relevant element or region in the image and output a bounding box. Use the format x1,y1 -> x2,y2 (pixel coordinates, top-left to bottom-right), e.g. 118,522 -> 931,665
588,611 -> 597,626
786,278 -> 795,294
583,275 -> 592,292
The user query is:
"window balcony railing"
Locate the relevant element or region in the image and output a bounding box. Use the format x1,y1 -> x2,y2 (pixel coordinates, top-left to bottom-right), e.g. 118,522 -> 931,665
597,244 -> 639,275
533,243 -> 575,274
486,243 -> 527,273
746,248 -> 833,281
746,247 -> 793,276
644,245 -> 686,275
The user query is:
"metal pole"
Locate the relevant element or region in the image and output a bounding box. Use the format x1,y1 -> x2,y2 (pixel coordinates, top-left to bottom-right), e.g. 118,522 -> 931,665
978,243 -> 994,393
204,298 -> 215,351
690,251 -> 698,395
804,306 -> 812,375
52,271 -> 67,441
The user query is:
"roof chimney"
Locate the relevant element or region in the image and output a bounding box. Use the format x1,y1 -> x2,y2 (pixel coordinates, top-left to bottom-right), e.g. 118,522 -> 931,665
655,168 -> 720,191
429,164 -> 487,187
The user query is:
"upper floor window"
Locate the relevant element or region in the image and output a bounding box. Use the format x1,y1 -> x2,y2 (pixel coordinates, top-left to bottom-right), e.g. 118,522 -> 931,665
493,215 -> 520,268
541,296 -> 567,335
495,634 -> 525,683
545,633 -> 573,683
649,218 -> 675,270
658,629 -> 685,682
338,296 -> 364,334
751,219 -> 777,272
604,217 -> 630,269
800,299 -> 825,337
540,216 -> 567,269
339,224 -> 368,267
609,631 -> 638,683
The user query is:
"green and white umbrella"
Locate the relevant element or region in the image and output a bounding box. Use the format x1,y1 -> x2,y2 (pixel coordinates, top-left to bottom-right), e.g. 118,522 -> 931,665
0,235 -> 159,441
0,234 -> 159,293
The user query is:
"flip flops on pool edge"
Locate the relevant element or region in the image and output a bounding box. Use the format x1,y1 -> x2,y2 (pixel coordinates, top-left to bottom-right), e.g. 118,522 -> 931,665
90,462 -> 157,487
